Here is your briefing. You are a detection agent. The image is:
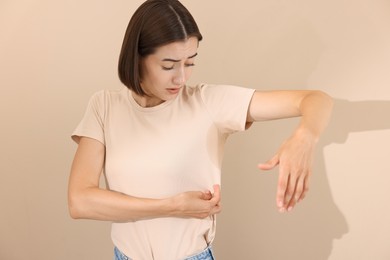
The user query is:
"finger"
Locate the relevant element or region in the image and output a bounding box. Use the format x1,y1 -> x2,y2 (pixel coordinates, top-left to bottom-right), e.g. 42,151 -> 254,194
213,184 -> 220,196
258,154 -> 279,171
298,174 -> 310,202
210,203 -> 222,215
293,175 -> 306,204
286,176 -> 304,212
276,167 -> 289,212
284,174 -> 297,211
201,190 -> 212,200
210,184 -> 221,205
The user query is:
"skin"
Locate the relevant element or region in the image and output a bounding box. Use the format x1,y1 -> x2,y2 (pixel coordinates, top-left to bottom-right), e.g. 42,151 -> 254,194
132,37 -> 199,107
247,90 -> 333,212
68,36 -> 333,221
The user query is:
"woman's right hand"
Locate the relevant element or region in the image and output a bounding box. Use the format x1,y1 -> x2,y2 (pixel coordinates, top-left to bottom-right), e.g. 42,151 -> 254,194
170,185 -> 222,219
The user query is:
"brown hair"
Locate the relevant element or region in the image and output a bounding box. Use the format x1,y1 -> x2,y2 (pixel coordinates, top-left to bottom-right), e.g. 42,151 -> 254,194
118,0 -> 203,96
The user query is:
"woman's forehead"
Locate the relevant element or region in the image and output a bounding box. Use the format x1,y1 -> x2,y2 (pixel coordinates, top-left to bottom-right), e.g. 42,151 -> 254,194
153,37 -> 199,60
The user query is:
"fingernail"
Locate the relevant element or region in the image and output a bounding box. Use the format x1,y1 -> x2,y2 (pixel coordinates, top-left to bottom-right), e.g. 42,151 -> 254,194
287,206 -> 293,212
277,201 -> 284,207
279,207 -> 286,213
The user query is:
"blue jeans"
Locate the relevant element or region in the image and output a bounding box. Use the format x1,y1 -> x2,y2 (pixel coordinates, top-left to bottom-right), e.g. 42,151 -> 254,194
184,246 -> 215,260
114,245 -> 215,260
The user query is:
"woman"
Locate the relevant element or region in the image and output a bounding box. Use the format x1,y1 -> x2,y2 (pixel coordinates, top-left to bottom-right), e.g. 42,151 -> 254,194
68,0 -> 333,259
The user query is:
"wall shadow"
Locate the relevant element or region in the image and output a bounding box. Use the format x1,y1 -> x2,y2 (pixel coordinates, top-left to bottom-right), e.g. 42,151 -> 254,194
214,98 -> 390,259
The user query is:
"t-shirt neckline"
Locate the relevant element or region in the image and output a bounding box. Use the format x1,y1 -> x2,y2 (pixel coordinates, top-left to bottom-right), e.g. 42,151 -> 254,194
126,88 -> 178,112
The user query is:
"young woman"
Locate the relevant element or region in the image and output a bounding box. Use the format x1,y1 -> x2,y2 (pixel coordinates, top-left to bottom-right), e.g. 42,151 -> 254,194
68,0 -> 333,259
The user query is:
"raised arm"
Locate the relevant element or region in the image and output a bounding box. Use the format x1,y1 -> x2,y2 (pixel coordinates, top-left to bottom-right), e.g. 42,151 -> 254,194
247,90 -> 333,212
68,137 -> 221,221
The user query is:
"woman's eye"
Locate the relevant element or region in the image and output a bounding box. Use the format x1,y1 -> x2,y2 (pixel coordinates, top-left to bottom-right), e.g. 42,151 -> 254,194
162,66 -> 174,71
162,63 -> 195,70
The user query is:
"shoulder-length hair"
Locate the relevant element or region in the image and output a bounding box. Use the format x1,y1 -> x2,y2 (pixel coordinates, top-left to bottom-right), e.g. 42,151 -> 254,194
118,0 -> 203,96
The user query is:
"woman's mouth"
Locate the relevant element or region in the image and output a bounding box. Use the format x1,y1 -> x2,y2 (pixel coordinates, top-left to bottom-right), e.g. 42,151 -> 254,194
167,88 -> 181,94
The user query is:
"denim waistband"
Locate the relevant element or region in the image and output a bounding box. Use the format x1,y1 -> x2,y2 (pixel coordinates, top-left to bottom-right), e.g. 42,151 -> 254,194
184,245 -> 215,260
113,245 -> 215,260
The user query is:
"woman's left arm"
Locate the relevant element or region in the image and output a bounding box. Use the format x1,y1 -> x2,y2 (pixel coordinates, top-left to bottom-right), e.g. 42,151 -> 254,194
247,90 -> 333,212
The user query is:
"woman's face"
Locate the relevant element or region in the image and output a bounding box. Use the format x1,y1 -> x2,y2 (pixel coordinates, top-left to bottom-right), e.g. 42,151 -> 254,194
134,36 -> 199,107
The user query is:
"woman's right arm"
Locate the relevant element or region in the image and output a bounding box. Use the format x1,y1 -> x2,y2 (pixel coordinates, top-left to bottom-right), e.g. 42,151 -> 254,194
68,137 -> 221,222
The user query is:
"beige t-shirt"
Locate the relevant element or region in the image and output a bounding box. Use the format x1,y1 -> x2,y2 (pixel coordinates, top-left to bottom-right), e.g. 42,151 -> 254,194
72,84 -> 255,260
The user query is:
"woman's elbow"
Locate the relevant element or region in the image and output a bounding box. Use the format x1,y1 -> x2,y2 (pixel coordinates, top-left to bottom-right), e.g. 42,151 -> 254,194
68,191 -> 86,219
314,90 -> 333,105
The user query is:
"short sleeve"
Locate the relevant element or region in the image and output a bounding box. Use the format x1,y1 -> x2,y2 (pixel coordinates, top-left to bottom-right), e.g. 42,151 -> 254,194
200,84 -> 256,134
71,90 -> 106,145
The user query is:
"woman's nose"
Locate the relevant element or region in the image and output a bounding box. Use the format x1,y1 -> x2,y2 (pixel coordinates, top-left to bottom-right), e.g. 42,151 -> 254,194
172,67 -> 186,85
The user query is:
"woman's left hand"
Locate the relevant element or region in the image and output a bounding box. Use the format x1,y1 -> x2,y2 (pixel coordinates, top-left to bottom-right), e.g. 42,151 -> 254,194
258,127 -> 318,212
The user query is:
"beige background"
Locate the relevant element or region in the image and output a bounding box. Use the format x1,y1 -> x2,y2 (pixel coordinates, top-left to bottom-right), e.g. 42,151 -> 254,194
1,0 -> 389,259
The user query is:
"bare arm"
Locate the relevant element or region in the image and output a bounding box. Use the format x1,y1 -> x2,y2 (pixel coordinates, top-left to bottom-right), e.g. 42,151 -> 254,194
68,137 -> 221,221
247,90 -> 333,212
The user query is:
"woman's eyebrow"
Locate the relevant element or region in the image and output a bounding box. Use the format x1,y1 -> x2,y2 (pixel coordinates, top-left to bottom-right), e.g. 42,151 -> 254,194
162,53 -> 198,62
